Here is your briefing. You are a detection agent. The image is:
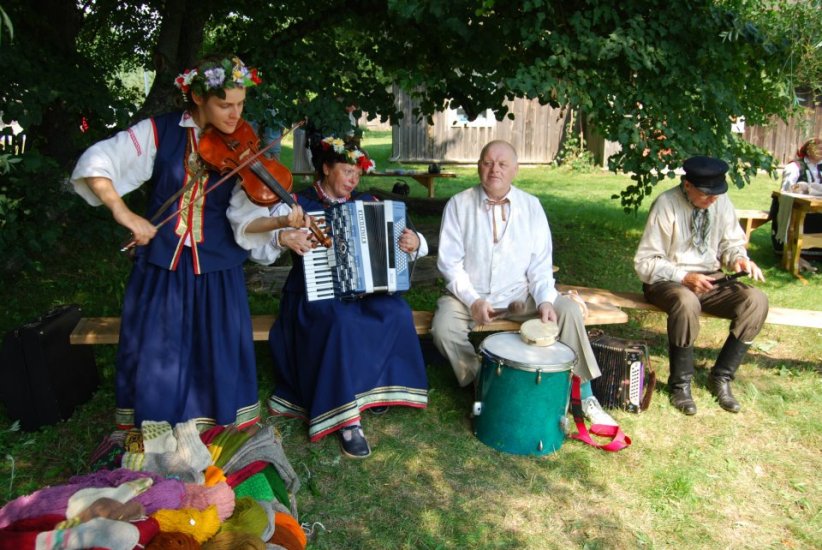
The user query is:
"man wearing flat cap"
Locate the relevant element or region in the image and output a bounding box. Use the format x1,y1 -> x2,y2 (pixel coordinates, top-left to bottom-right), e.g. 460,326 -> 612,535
634,156 -> 768,415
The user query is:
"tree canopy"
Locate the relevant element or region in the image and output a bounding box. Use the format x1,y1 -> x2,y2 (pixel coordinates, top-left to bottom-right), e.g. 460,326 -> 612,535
1,0 -> 820,267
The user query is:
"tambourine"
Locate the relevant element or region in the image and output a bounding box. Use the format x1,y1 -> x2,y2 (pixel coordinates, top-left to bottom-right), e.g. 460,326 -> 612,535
519,319 -> 559,347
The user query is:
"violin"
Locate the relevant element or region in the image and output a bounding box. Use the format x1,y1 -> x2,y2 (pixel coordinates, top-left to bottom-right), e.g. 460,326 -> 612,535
197,119 -> 331,247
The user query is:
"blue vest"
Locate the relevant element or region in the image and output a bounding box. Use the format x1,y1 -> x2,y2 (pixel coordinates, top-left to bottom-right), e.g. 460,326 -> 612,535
140,112 -> 249,274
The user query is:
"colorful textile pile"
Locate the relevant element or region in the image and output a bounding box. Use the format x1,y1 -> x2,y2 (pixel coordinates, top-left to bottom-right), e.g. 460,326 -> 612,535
0,420 -> 306,550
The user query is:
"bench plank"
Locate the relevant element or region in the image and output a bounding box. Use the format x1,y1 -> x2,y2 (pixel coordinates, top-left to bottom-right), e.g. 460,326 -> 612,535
70,302 -> 628,345
557,284 -> 822,330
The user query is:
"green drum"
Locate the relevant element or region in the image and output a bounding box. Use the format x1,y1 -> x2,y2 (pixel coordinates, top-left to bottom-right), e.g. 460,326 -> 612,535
473,332 -> 575,456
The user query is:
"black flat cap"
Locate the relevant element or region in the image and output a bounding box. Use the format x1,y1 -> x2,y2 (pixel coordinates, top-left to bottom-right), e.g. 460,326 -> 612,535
683,156 -> 729,195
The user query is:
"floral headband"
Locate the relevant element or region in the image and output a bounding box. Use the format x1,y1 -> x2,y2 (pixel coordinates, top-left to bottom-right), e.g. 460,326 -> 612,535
174,56 -> 262,101
321,136 -> 376,173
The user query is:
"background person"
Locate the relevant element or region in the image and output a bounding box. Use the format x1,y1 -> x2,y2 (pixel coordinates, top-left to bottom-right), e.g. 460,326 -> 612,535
634,155 -> 769,415
247,136 -> 429,459
431,140 -> 616,428
70,55 -> 307,430
770,137 -> 822,267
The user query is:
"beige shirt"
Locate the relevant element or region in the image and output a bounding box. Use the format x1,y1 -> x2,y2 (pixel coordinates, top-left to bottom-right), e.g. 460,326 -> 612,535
634,186 -> 748,284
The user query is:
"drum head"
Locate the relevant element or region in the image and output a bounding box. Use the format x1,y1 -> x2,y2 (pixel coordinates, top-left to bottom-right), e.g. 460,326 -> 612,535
519,319 -> 559,347
479,331 -> 576,372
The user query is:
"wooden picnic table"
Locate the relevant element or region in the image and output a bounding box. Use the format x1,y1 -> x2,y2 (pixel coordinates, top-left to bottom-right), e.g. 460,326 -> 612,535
293,170 -> 457,198
772,190 -> 822,279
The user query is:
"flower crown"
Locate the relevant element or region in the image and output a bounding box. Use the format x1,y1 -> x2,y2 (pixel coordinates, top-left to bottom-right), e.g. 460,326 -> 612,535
174,56 -> 262,101
321,136 -> 376,173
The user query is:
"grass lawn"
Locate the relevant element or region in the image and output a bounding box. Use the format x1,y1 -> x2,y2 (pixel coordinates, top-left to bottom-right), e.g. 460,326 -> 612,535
1,130 -> 820,549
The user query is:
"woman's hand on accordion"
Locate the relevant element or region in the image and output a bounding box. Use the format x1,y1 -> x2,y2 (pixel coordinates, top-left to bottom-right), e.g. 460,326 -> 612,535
278,229 -> 317,256
398,228 -> 420,253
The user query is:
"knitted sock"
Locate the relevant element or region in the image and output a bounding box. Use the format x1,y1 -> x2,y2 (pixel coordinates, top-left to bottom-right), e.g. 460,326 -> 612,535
65,477 -> 154,519
141,421 -> 177,454
35,517 -> 139,549
580,380 -> 594,400
173,419 -> 213,472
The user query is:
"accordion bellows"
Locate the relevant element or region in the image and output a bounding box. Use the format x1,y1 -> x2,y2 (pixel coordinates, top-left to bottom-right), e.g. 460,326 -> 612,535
588,331 -> 655,413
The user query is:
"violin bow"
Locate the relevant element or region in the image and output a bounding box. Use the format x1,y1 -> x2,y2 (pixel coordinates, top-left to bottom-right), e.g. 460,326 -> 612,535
120,119 -> 307,252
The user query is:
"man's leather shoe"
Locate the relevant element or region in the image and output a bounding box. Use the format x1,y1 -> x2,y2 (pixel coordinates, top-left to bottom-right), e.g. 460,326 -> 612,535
670,386 -> 697,415
709,374 -> 741,413
337,425 -> 371,458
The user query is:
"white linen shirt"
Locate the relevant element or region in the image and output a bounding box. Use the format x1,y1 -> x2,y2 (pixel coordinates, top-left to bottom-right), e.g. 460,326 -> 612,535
634,186 -> 748,284
437,185 -> 558,309
69,112 -> 274,251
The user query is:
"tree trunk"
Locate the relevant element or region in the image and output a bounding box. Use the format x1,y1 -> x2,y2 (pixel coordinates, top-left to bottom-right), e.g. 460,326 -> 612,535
135,0 -> 211,120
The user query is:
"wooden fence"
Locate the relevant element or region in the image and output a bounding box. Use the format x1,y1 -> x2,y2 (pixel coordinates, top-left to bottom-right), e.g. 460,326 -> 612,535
743,105 -> 822,166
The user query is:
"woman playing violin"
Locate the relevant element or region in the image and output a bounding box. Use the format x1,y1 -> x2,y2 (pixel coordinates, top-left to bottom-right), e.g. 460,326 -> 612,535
70,54 -> 308,430
243,136 -> 429,458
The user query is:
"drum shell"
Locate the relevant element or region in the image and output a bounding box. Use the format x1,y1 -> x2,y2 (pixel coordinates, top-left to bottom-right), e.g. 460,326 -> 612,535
473,332 -> 575,456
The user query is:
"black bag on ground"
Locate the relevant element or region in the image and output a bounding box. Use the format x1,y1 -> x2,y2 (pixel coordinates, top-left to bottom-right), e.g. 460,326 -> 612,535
587,330 -> 655,413
0,305 -> 99,430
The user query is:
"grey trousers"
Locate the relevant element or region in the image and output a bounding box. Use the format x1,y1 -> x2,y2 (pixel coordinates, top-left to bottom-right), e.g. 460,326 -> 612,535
430,294 -> 601,387
643,276 -> 769,347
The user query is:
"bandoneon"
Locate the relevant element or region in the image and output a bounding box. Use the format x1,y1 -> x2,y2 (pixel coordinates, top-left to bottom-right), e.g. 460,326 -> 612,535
303,200 -> 411,301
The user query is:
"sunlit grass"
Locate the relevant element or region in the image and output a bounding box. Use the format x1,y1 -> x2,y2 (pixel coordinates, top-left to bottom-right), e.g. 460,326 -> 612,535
0,130 -> 820,548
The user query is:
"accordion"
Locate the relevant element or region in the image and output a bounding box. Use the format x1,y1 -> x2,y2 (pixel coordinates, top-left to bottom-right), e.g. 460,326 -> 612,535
588,331 -> 655,413
303,200 -> 411,301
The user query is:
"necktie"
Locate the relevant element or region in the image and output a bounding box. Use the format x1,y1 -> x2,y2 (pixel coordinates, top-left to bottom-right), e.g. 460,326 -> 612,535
485,198 -> 510,243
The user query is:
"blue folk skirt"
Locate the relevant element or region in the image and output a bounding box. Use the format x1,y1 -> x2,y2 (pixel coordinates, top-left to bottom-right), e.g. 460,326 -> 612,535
115,251 -> 259,429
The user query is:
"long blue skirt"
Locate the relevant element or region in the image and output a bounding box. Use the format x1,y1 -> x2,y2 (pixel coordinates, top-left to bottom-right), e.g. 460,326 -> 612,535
267,290 -> 428,441
115,251 -> 259,429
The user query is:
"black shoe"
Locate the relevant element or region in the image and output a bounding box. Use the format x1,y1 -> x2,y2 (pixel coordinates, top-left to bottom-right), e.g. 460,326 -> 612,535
368,406 -> 389,416
337,425 -> 372,458
708,374 -> 741,413
670,386 -> 697,416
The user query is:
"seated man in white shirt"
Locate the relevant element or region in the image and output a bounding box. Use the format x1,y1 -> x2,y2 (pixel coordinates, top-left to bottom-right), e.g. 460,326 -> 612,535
431,140 -> 614,426
634,156 -> 769,415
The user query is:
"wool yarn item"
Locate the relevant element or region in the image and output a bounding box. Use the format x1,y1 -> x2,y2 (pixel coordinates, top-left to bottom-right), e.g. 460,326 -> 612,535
233,473 -> 274,503
270,512 -> 307,550
180,482 -> 235,521
224,460 -> 267,488
36,517 -> 139,550
203,466 -> 227,487
217,497 -> 267,538
201,531 -> 265,550
64,477 -> 154,519
210,428 -> 252,468
222,426 -> 301,496
256,498 -> 276,541
145,530 -> 201,549
152,506 -> 220,544
56,497 -> 145,528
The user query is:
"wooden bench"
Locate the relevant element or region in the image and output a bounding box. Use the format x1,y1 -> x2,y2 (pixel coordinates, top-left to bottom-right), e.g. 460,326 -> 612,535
70,303 -> 628,345
735,209 -> 770,245
556,284 -> 822,329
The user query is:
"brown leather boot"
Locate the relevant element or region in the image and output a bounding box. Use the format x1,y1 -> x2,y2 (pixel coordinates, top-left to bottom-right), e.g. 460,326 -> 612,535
708,335 -> 749,413
668,343 -> 696,415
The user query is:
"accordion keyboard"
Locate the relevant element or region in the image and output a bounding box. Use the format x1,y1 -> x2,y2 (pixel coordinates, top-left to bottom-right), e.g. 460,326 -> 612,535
302,212 -> 336,302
